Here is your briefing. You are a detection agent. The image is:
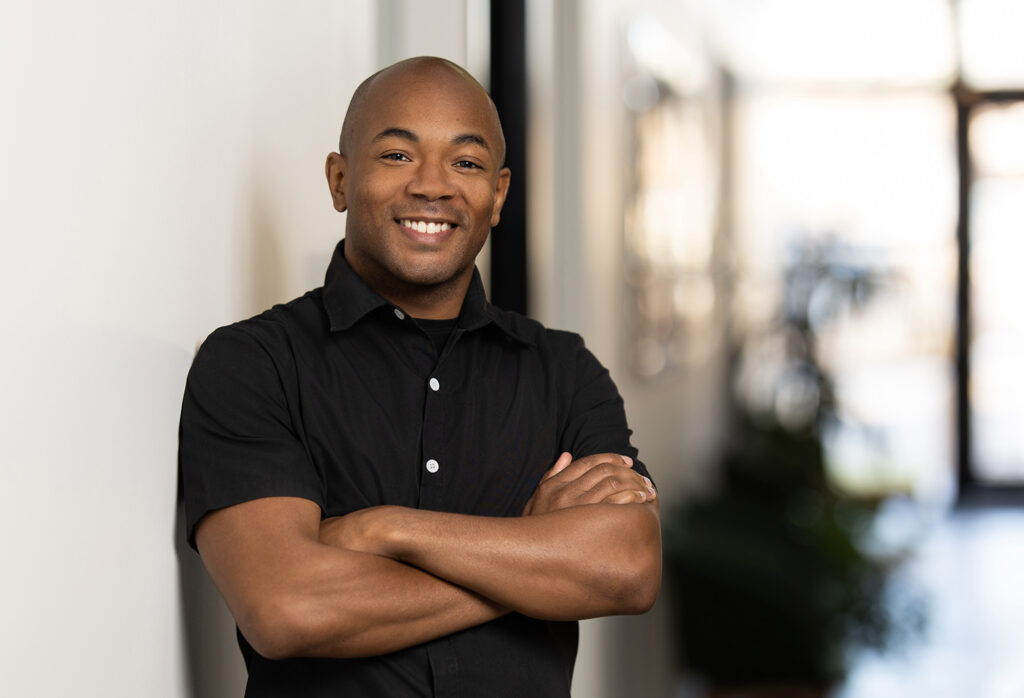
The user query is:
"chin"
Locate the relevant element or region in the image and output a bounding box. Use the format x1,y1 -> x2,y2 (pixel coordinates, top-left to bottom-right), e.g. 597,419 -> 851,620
392,253 -> 475,288
397,267 -> 463,289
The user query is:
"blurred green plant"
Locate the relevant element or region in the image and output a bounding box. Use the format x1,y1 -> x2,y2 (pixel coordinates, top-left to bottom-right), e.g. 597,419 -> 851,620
664,415 -> 922,686
663,237 -> 925,689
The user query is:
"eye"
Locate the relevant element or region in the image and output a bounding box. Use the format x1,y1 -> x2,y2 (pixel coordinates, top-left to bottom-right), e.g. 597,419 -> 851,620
381,152 -> 410,162
454,159 -> 482,170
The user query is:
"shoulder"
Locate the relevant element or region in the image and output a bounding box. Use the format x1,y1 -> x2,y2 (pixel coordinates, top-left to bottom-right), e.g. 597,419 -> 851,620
199,289 -> 325,356
485,307 -> 609,387
486,305 -> 588,355
190,288 -> 326,382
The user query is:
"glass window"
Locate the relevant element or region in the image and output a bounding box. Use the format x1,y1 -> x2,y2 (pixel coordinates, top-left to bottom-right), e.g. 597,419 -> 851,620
959,0 -> 1024,89
699,0 -> 955,86
969,103 -> 1024,483
731,92 -> 958,500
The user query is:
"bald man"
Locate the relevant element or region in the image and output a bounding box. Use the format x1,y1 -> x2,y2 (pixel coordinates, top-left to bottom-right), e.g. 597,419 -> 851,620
179,57 -> 660,697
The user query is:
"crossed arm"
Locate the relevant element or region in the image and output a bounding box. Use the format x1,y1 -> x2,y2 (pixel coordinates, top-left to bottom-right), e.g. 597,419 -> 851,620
195,452 -> 661,660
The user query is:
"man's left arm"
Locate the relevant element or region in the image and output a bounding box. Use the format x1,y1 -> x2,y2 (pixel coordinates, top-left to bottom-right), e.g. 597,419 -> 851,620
321,451 -> 661,621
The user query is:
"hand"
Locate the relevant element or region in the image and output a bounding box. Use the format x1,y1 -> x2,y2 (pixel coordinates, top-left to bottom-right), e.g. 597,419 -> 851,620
522,452 -> 656,516
319,505 -> 402,558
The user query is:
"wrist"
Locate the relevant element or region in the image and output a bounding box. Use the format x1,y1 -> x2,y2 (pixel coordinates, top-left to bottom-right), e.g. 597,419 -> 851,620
386,507 -> 440,565
376,505 -> 413,560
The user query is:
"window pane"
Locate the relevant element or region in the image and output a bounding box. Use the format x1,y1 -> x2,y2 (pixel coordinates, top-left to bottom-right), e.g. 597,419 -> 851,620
959,0 -> 1024,89
700,0 -> 955,85
971,103 -> 1024,178
970,174 -> 1024,483
732,92 -> 958,500
970,102 -> 1024,483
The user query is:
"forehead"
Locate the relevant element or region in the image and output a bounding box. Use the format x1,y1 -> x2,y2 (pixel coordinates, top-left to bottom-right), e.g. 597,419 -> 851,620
351,67 -> 501,151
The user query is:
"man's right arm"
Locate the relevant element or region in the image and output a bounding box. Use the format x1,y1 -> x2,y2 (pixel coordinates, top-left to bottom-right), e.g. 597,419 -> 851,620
183,326 -> 490,658
195,452 -> 652,660
195,495 -> 507,660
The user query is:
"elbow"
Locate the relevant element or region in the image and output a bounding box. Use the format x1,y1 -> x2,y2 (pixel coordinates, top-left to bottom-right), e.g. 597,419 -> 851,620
240,593 -> 372,660
607,556 -> 661,615
238,594 -> 314,660
624,566 -> 661,614
605,512 -> 663,615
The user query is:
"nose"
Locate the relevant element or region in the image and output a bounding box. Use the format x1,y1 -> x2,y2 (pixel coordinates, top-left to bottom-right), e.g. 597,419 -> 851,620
408,158 -> 456,201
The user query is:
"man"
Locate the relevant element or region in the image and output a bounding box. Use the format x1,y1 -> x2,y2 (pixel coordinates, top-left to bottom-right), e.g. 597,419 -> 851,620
179,56 -> 660,697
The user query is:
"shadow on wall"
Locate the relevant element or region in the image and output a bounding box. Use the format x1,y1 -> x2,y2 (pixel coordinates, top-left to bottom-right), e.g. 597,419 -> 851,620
175,174 -> 288,697
175,499 -> 248,697
245,179 -> 286,318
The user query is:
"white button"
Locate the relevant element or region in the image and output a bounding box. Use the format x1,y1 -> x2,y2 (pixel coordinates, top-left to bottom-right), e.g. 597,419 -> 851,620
425,459 -> 440,473
394,308 -> 405,320
429,377 -> 440,392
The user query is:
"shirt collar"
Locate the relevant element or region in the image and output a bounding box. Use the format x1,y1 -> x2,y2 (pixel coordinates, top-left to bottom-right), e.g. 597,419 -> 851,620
321,239 -> 534,346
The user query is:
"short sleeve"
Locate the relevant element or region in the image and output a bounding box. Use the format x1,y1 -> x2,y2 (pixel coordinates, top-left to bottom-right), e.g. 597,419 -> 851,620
179,324 -> 323,549
559,335 -> 652,483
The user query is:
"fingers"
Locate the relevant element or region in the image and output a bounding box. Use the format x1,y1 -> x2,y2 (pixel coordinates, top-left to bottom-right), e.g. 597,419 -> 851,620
525,452 -> 651,515
572,464 -> 656,505
549,452 -> 633,484
525,453 -> 571,515
599,475 -> 657,505
601,489 -> 649,505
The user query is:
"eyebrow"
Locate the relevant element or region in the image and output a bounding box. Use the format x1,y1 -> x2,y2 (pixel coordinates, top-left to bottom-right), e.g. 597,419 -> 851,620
371,128 -> 492,152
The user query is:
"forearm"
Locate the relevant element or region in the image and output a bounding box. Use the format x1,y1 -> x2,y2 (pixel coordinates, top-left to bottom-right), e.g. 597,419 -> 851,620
196,499 -> 506,661
264,544 -> 507,658
368,503 -> 661,621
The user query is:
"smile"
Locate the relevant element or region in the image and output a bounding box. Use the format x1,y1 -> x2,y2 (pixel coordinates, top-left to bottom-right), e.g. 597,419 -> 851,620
398,219 -> 454,235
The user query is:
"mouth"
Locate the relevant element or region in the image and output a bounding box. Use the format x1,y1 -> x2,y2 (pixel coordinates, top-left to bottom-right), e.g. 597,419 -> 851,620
396,218 -> 457,235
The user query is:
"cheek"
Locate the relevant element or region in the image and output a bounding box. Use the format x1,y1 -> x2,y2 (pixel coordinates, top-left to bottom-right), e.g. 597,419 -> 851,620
467,187 -> 499,222
350,173 -> 399,213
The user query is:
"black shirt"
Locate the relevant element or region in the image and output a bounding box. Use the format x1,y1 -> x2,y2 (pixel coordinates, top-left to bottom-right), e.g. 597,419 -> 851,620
179,240 -> 649,697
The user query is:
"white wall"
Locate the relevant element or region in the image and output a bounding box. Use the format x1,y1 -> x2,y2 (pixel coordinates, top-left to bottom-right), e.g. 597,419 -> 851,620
0,2 -> 374,695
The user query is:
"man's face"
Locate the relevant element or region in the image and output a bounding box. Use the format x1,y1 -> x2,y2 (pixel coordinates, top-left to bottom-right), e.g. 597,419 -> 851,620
328,66 -> 510,302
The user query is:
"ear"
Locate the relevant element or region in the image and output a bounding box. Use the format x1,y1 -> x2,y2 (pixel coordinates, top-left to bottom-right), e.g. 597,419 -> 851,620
489,167 -> 512,227
325,152 -> 347,212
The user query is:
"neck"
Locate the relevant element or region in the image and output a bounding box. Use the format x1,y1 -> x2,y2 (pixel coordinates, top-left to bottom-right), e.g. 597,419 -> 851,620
341,242 -> 477,319
361,266 -> 471,320
394,287 -> 465,320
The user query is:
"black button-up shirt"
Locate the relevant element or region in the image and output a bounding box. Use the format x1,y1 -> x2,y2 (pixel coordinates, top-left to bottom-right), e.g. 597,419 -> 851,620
179,241 -> 648,697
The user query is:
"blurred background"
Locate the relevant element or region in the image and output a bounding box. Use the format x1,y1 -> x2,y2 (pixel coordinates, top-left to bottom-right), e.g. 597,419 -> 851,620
2,1 -> 1022,696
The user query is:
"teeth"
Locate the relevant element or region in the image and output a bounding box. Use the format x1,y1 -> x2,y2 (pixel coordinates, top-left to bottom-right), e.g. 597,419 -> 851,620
400,219 -> 451,234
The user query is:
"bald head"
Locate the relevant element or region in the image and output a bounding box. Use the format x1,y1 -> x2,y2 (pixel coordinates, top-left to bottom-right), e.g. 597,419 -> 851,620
339,57 -> 506,167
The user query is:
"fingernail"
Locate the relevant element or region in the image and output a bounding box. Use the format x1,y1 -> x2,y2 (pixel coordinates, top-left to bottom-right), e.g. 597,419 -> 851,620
622,455 -> 633,466
643,476 -> 652,487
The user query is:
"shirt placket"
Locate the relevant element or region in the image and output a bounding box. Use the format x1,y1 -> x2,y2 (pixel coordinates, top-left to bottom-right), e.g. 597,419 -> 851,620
416,326 -> 466,511
418,362 -> 446,511
421,330 -> 463,696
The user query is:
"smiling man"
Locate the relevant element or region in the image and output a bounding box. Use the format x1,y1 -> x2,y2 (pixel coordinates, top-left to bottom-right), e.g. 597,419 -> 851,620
179,57 -> 660,697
